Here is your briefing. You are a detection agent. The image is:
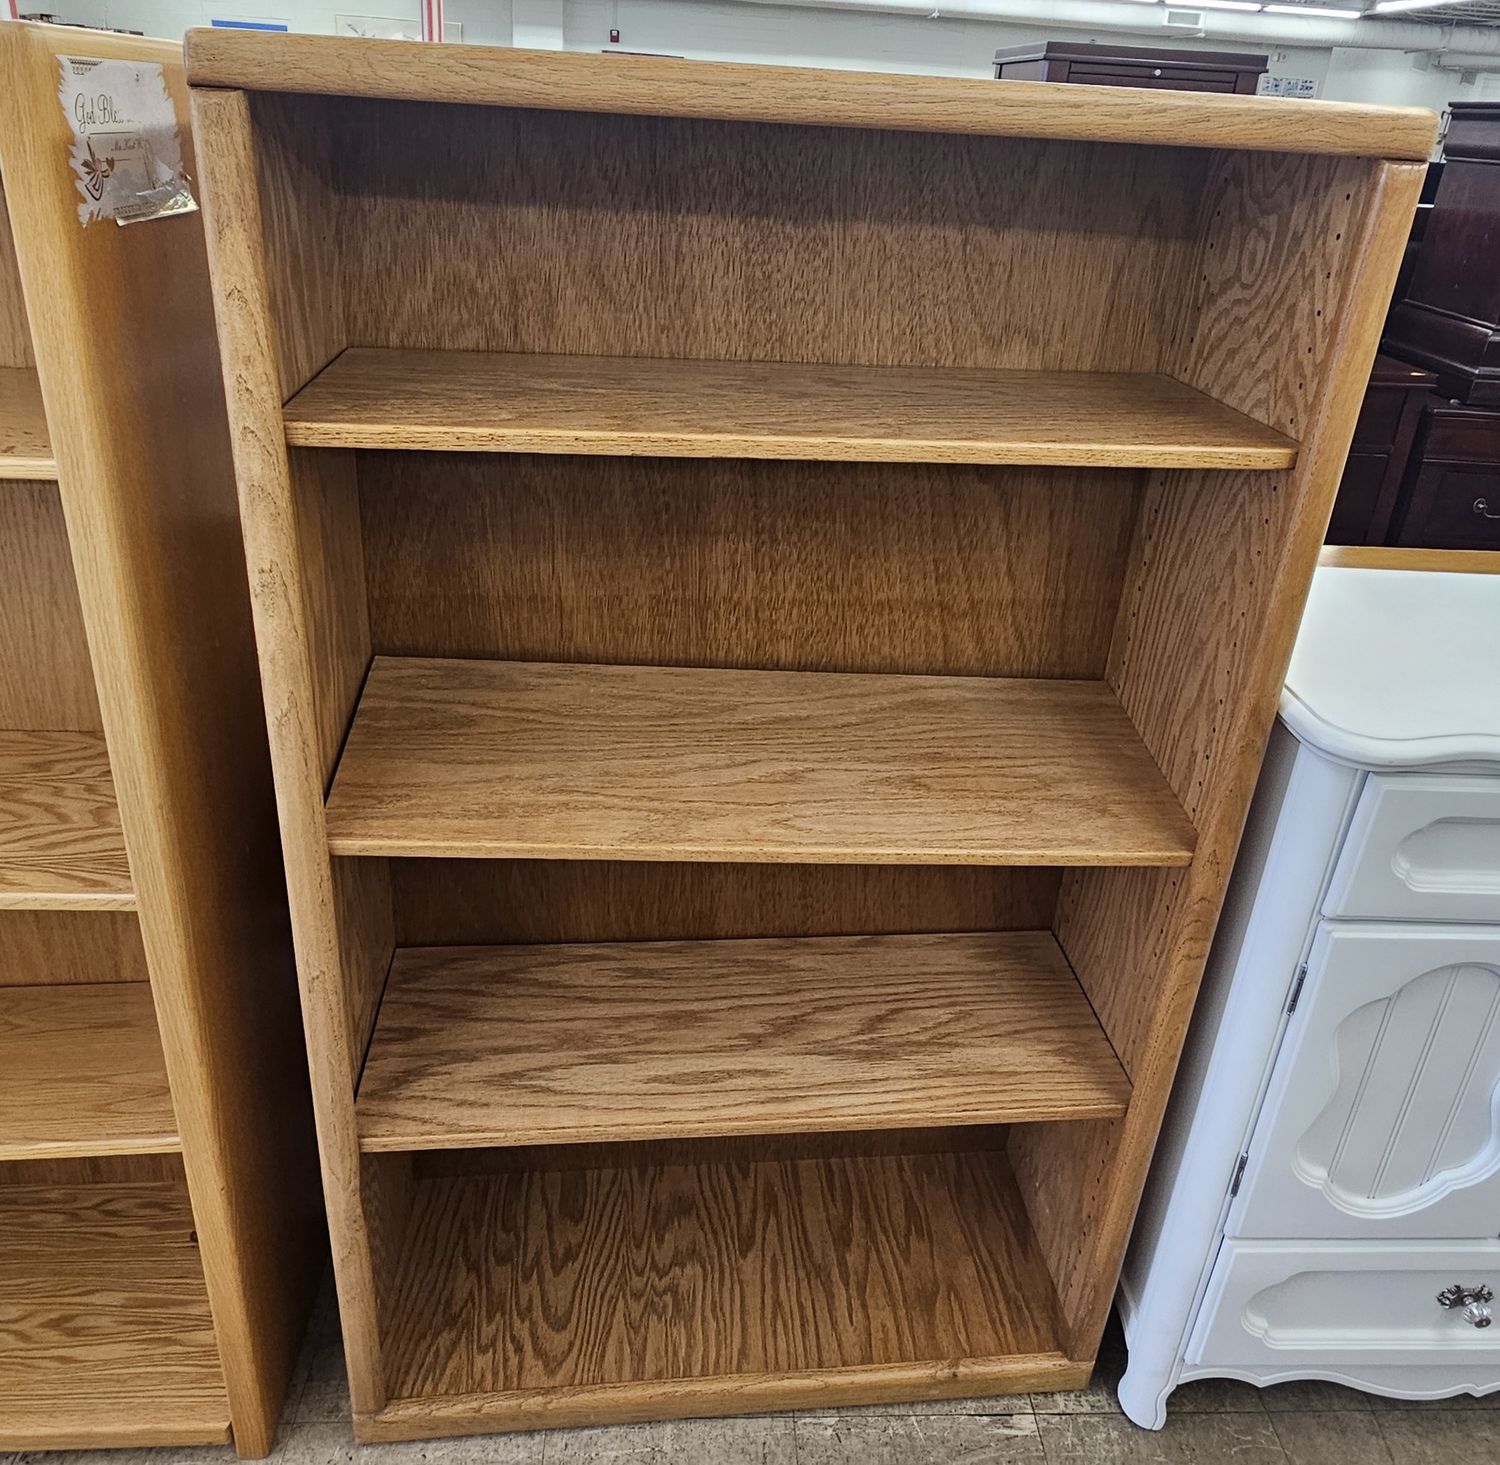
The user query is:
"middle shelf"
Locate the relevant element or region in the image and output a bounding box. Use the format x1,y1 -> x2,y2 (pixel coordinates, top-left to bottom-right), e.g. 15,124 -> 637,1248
282,348 -> 1299,470
325,658 -> 1197,866
355,931 -> 1131,1153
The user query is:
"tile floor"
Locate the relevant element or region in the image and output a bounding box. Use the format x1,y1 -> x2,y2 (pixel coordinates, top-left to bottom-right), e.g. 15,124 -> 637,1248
11,1281 -> 1497,1465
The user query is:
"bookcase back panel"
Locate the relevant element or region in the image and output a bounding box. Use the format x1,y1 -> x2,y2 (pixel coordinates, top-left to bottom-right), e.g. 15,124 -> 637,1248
391,860 -> 1061,946
0,1151 -> 183,1187
356,454 -> 1139,680
0,483 -> 102,732
414,1129 -> 1013,1179
299,99 -> 1211,376
0,910 -> 148,987
0,185 -> 31,370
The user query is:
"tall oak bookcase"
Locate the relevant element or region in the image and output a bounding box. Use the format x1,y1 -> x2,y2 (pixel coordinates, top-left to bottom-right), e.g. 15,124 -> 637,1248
185,31 -> 1432,1442
0,23 -> 319,1455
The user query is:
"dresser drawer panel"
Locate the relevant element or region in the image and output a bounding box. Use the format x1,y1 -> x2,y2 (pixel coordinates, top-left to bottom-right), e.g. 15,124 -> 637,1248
1326,775 -> 1500,923
1189,1239 -> 1500,1369
1233,924 -> 1500,1240
1395,463 -> 1500,551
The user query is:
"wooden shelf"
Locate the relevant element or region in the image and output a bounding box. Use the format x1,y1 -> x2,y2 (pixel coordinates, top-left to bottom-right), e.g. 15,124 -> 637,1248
0,731 -> 135,910
374,1148 -> 1080,1436
0,1180 -> 230,1449
0,984 -> 179,1161
324,657 -> 1198,866
283,349 -> 1299,470
0,366 -> 56,479
356,932 -> 1130,1153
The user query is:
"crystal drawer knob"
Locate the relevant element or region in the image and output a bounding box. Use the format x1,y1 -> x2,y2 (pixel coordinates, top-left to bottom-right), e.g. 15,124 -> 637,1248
1438,1283 -> 1494,1326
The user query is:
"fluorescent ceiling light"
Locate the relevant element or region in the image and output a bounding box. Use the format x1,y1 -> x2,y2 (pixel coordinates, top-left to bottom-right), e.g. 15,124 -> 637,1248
1262,3 -> 1361,15
1373,0 -> 1463,11
1198,0 -> 1264,10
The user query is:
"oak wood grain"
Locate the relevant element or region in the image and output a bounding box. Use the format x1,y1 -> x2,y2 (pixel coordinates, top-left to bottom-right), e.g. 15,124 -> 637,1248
188,41 -> 1432,1433
414,1127 -> 1011,1177
0,909 -> 150,987
391,860 -> 1060,945
286,351 -> 1296,469
192,82 -> 390,1418
182,33 -> 1436,161
0,983 -> 178,1160
1013,156 -> 1428,1360
358,454 -> 1136,683
332,105 -> 1204,377
248,92 -> 345,402
362,1354 -> 1088,1442
0,1178 -> 229,1449
0,183 -> 32,370
0,481 -> 103,732
1318,544 -> 1500,573
0,366 -> 54,478
325,657 -> 1197,866
0,731 -> 133,910
379,1150 -> 1067,1419
356,933 -> 1129,1152
1,25 -> 322,1452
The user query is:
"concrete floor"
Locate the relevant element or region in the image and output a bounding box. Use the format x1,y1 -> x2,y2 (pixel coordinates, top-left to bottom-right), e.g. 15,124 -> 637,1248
14,1281 -> 1498,1464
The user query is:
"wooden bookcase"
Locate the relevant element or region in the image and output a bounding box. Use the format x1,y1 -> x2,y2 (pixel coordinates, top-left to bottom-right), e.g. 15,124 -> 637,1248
0,23 -> 319,1456
185,30 -> 1432,1442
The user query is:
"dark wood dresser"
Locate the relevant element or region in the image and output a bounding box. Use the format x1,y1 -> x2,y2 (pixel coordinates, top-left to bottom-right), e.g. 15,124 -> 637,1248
993,42 -> 1267,93
1390,402 -> 1500,549
1385,103 -> 1500,404
1327,354 -> 1435,545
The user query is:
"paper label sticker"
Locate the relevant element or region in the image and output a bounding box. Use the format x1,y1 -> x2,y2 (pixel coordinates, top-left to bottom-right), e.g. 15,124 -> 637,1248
57,54 -> 198,227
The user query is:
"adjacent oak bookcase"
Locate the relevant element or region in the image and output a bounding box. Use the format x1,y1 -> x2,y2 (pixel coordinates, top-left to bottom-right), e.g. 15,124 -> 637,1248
186,30 -> 1432,1442
0,23 -> 319,1455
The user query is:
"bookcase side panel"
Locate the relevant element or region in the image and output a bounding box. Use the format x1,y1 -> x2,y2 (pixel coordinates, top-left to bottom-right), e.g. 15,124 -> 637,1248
192,84 -> 392,1419
1012,156 -> 1426,1357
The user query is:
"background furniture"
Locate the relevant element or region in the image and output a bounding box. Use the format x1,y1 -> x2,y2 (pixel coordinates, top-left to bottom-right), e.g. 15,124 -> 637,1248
1389,401 -> 1500,550
1387,103 -> 1500,406
1118,550 -> 1500,1427
0,23 -> 319,1455
993,42 -> 1267,93
1326,354 -> 1434,545
187,30 -> 1426,1442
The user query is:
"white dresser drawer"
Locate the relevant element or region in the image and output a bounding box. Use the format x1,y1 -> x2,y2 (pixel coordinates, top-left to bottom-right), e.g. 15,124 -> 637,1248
1324,774 -> 1500,923
1230,923 -> 1500,1240
1189,1239 -> 1500,1370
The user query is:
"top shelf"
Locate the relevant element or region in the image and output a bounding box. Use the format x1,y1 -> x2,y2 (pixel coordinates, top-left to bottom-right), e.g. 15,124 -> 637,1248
183,33 -> 1437,162
0,367 -> 56,480
283,350 -> 1299,470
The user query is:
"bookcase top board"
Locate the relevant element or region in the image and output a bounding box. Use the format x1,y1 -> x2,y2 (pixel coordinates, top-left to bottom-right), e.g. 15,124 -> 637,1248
183,31 -> 1436,162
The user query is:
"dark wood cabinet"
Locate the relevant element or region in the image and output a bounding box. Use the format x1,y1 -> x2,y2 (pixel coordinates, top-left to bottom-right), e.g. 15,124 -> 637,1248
1385,103 -> 1500,404
1326,354 -> 1435,544
1391,402 -> 1500,549
993,42 -> 1267,94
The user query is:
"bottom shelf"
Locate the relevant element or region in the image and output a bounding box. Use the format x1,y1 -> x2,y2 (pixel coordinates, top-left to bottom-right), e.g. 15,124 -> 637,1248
371,1146 -> 1083,1439
0,1174 -> 230,1449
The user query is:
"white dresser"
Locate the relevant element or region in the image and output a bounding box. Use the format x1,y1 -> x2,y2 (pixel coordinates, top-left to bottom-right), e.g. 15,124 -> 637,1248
1118,564 -> 1500,1428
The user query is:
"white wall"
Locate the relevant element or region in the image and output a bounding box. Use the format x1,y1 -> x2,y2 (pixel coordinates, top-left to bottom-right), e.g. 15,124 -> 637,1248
19,0 -> 512,45
12,0 -> 1490,116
